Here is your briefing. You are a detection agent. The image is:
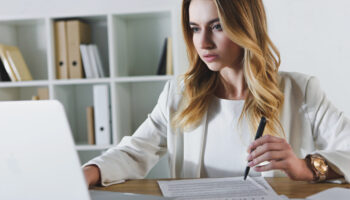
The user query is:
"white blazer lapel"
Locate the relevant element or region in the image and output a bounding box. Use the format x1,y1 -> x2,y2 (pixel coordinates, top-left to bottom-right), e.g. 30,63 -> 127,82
183,111 -> 208,178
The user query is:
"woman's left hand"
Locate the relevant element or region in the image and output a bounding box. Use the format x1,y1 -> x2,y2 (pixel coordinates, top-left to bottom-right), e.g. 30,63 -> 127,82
247,135 -> 314,181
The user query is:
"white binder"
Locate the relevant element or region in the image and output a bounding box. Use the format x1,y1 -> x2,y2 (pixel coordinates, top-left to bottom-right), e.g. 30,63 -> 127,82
87,45 -> 99,78
80,44 -> 94,78
89,44 -> 105,78
93,85 -> 111,145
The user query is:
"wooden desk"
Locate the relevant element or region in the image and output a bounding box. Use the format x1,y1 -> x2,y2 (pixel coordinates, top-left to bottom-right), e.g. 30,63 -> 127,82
92,177 -> 350,199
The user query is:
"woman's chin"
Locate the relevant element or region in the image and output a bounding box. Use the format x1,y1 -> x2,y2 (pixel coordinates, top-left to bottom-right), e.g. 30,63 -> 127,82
206,63 -> 223,72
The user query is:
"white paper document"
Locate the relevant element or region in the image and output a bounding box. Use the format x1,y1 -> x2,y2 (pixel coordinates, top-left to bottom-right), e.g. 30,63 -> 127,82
158,176 -> 281,200
251,177 -> 278,194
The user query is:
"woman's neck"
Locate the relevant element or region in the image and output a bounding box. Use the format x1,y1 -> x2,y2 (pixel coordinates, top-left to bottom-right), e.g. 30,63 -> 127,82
215,67 -> 248,100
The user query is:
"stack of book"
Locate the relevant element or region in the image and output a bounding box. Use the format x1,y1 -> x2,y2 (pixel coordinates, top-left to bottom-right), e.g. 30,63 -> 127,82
54,19 -> 105,79
0,44 -> 33,82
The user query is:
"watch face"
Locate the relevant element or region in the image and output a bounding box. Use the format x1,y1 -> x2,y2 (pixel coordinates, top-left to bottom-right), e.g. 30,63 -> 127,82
313,157 -> 328,174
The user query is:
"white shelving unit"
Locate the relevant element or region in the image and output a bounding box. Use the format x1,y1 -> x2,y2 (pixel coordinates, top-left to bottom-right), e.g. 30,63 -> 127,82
0,8 -> 178,169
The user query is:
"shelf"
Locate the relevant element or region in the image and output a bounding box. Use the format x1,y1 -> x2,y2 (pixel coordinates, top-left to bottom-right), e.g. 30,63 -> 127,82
0,86 -> 49,101
0,8 -> 178,167
52,15 -> 110,79
0,80 -> 49,88
0,76 -> 173,87
54,83 -> 112,145
52,78 -> 111,85
114,75 -> 174,83
0,18 -> 49,80
114,81 -> 167,142
112,11 -> 172,77
75,144 -> 114,151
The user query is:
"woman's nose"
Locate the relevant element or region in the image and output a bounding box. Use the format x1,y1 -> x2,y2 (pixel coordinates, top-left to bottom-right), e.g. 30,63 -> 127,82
199,31 -> 214,49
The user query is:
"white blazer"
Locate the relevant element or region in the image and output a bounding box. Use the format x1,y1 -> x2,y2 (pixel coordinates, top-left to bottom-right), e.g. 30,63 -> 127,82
84,71 -> 350,186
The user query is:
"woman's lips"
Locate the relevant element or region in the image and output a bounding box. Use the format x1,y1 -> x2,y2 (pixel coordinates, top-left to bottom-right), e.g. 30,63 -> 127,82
203,54 -> 218,62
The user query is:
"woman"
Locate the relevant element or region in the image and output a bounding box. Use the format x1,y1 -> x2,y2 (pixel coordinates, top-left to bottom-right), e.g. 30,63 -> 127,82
84,0 -> 350,187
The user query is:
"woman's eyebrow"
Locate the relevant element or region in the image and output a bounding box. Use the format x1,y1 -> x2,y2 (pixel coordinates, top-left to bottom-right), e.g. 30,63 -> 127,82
189,18 -> 220,26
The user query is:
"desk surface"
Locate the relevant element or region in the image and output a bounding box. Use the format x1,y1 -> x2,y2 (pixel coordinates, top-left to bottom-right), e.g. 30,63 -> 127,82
92,177 -> 350,198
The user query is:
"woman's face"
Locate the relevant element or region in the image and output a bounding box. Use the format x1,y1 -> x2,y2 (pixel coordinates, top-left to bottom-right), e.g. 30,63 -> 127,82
189,0 -> 243,71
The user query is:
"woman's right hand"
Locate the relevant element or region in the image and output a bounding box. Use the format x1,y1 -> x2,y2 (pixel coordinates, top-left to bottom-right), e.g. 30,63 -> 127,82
83,165 -> 101,188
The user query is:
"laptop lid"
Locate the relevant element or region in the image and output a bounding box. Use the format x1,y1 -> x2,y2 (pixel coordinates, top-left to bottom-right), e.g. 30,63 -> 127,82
0,100 -> 90,200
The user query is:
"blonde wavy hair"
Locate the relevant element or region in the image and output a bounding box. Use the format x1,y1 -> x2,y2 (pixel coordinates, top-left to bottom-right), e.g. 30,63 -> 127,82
172,0 -> 284,137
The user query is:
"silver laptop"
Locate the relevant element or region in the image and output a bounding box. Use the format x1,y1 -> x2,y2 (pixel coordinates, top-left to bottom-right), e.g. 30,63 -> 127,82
0,100 -> 171,200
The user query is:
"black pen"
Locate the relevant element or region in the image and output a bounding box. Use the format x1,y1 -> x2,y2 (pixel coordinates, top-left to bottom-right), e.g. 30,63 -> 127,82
243,116 -> 267,180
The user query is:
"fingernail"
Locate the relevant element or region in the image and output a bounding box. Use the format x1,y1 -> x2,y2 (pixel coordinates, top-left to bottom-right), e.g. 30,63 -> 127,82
247,155 -> 251,161
248,161 -> 253,167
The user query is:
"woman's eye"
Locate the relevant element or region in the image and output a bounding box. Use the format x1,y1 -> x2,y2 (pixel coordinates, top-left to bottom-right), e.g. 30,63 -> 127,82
190,27 -> 200,33
212,24 -> 222,31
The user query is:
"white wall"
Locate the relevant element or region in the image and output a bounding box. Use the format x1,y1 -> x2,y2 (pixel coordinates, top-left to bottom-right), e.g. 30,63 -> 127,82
264,0 -> 350,115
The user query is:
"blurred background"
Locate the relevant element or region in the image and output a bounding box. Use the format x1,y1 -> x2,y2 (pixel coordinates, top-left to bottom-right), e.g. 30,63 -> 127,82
0,0 -> 349,178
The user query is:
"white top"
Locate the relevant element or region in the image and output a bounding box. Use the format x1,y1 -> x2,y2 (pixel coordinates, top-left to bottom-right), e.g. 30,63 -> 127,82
202,96 -> 260,178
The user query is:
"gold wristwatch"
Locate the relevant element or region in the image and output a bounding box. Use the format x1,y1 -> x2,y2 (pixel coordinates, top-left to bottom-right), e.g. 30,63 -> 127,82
305,154 -> 329,182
